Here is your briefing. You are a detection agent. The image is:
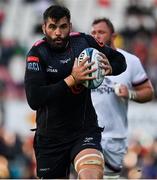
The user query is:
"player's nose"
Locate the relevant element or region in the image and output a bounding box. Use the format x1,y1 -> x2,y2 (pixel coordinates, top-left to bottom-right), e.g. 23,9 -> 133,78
55,28 -> 61,36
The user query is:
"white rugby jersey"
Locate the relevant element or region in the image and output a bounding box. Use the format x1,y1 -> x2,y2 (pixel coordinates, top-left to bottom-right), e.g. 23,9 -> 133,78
91,49 -> 148,138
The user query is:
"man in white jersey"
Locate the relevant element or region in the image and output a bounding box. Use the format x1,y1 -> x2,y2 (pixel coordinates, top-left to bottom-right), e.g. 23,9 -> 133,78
90,18 -> 154,178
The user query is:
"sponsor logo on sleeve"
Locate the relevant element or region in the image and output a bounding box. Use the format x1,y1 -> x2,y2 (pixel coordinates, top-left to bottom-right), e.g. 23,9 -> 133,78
27,56 -> 40,71
27,56 -> 39,62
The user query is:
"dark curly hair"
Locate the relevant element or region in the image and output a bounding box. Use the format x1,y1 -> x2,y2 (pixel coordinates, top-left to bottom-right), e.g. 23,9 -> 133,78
43,5 -> 71,23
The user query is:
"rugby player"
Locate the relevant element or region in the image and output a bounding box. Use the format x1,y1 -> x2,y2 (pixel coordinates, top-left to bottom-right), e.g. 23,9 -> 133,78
90,17 -> 154,179
24,6 -> 126,179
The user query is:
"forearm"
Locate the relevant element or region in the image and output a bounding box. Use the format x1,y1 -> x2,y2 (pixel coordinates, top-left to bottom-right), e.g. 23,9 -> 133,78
114,81 -> 154,103
130,87 -> 154,103
25,80 -> 71,110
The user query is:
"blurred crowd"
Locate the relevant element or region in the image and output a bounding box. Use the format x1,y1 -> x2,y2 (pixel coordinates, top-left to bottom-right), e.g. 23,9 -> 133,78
118,3 -> 157,98
0,127 -> 35,178
0,0 -> 157,178
121,134 -> 157,179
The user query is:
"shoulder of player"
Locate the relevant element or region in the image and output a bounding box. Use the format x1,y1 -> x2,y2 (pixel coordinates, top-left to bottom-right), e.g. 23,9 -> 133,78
28,38 -> 48,55
28,39 -> 47,52
70,32 -> 83,37
70,32 -> 103,46
33,39 -> 46,47
70,32 -> 88,40
117,48 -> 141,64
27,39 -> 47,61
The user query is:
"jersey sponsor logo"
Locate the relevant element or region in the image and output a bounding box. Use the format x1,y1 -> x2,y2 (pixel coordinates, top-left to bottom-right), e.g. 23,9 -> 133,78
27,62 -> 39,71
46,66 -> 58,73
84,137 -> 93,143
82,137 -> 96,146
39,168 -> 50,172
92,83 -> 114,94
27,56 -> 39,62
92,77 -> 115,94
60,58 -> 71,64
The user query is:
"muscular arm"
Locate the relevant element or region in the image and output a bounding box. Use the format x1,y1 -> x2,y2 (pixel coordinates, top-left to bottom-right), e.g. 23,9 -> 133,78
25,77 -> 70,110
115,80 -> 154,103
24,46 -> 71,110
133,80 -> 154,103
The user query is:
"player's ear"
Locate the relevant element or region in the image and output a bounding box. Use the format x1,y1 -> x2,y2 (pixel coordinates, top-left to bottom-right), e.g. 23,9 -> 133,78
112,33 -> 117,42
42,24 -> 46,35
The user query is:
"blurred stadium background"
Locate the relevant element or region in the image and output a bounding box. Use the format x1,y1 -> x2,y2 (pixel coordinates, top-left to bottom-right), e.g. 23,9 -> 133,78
0,0 -> 157,178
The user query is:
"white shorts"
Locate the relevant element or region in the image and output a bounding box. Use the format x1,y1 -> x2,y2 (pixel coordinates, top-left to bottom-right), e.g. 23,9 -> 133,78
101,137 -> 127,175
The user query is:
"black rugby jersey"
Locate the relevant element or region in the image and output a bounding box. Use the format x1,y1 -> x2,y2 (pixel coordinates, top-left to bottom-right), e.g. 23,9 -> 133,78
24,33 -> 126,137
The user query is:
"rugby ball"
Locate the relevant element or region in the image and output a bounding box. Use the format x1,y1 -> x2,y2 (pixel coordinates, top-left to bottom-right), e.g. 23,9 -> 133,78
78,48 -> 105,89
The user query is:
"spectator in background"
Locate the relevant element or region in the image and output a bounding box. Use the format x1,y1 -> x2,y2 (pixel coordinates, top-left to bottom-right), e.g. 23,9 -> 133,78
90,17 -> 154,179
0,126 -> 35,178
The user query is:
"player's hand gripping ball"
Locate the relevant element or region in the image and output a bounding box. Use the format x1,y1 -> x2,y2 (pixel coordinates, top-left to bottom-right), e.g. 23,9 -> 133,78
78,48 -> 105,89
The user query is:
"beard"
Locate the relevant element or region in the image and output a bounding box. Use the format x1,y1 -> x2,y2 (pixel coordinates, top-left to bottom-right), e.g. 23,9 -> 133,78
45,34 -> 70,51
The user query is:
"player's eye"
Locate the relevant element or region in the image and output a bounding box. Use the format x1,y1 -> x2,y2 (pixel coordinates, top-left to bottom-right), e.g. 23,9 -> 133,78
60,24 -> 68,29
99,31 -> 106,35
48,24 -> 57,30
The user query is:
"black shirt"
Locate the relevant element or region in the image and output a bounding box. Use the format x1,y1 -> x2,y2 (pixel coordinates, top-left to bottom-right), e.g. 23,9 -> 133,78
24,32 -> 126,137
